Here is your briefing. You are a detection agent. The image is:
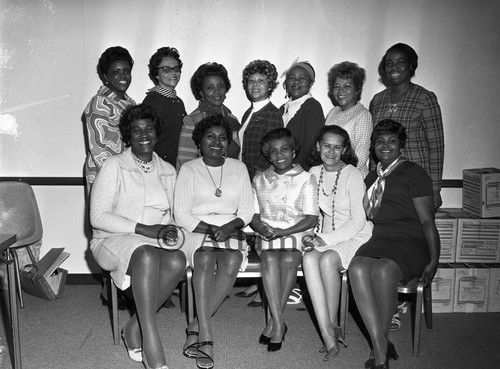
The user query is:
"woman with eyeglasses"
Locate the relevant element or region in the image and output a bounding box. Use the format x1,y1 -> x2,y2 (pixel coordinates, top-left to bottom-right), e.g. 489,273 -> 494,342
143,47 -> 187,168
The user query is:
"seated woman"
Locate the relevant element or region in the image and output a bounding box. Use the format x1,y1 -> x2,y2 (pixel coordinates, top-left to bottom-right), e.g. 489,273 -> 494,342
250,128 -> 318,352
325,61 -> 372,177
177,62 -> 241,168
174,114 -> 253,369
302,125 -> 373,361
349,119 -> 440,369
90,104 -> 186,369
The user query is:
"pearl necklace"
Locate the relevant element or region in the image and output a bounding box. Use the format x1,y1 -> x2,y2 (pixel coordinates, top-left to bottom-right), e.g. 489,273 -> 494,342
132,152 -> 155,173
204,162 -> 224,197
316,163 -> 343,232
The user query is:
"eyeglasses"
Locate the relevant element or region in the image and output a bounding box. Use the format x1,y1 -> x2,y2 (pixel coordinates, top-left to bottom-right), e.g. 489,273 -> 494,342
157,65 -> 182,73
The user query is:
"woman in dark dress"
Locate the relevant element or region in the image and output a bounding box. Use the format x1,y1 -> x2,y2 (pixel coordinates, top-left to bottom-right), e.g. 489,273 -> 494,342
349,119 -> 440,369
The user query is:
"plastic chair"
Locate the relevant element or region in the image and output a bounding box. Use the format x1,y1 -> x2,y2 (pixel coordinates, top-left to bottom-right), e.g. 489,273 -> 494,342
0,181 -> 43,308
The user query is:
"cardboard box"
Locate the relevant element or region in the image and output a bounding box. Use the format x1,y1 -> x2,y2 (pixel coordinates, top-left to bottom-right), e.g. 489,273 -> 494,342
463,167 -> 500,218
435,210 -> 459,262
456,218 -> 500,262
485,263 -> 500,312
453,263 -> 490,313
431,264 -> 456,313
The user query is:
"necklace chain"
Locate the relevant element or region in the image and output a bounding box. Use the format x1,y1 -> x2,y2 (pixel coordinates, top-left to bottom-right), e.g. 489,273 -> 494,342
316,163 -> 343,232
132,152 -> 155,173
204,162 -> 224,197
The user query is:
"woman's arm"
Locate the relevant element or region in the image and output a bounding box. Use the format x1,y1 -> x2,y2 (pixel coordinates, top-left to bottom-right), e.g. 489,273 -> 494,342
353,109 -> 373,173
412,195 -> 441,286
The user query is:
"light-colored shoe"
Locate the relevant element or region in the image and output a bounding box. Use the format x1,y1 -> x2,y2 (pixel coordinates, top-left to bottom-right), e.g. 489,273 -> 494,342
121,328 -> 142,362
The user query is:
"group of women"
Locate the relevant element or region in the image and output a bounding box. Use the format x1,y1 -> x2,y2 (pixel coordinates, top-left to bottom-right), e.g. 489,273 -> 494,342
84,43 -> 443,369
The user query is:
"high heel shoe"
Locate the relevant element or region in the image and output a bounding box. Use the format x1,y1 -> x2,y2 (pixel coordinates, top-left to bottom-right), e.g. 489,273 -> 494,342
365,341 -> 398,369
196,341 -> 214,369
323,326 -> 348,361
142,353 -> 169,369
259,333 -> 271,345
267,324 -> 287,352
183,328 -> 199,359
121,327 -> 142,362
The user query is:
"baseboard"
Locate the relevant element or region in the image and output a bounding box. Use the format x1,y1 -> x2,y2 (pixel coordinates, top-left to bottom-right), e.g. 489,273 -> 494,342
66,273 -> 102,285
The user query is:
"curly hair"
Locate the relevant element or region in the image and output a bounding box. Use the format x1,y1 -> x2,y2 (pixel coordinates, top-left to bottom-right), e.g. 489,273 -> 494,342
147,47 -> 183,85
190,62 -> 231,101
371,119 -> 407,149
260,128 -> 301,160
97,46 -> 134,84
242,59 -> 279,98
327,61 -> 366,105
308,125 -> 358,167
119,104 -> 163,147
192,114 -> 233,148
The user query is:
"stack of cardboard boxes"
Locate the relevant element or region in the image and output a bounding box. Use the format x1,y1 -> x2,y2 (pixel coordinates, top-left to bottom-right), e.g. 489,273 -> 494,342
432,168 -> 500,313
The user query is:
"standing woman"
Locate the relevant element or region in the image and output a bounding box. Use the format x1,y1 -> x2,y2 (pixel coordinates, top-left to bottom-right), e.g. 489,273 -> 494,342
239,59 -> 284,179
370,43 -> 444,209
349,119 -> 440,369
302,125 -> 372,361
175,115 -> 253,369
83,46 -> 136,310
325,61 -> 372,177
84,46 -> 136,188
250,128 -> 318,352
143,47 -> 187,168
177,62 -> 240,168
90,104 -> 186,369
280,60 -> 324,170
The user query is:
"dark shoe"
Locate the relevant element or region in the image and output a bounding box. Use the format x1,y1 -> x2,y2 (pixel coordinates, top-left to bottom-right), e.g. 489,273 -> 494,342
259,333 -> 271,345
267,324 -> 287,352
100,292 -> 127,310
247,300 -> 262,307
196,341 -> 214,369
235,289 -> 258,298
183,329 -> 199,359
365,341 -> 398,369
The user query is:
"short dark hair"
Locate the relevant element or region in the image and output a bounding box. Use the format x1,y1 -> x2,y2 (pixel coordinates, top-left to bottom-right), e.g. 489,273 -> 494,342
260,128 -> 301,159
242,60 -> 279,98
97,46 -> 134,84
308,125 -> 358,167
148,47 -> 183,85
192,114 -> 233,148
119,104 -> 163,147
378,43 -> 418,86
327,61 -> 366,105
371,119 -> 407,149
190,62 -> 231,101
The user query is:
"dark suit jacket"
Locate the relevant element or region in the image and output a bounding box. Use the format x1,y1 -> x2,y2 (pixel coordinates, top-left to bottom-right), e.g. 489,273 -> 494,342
240,102 -> 283,179
279,97 -> 324,170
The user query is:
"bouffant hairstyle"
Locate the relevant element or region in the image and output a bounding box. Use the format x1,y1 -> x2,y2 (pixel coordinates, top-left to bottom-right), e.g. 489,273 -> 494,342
147,47 -> 183,85
119,104 -> 163,147
308,125 -> 358,168
260,128 -> 301,160
378,43 -> 418,85
97,46 -> 134,84
192,114 -> 233,148
190,62 -> 231,101
371,119 -> 407,149
327,61 -> 366,106
242,60 -> 279,98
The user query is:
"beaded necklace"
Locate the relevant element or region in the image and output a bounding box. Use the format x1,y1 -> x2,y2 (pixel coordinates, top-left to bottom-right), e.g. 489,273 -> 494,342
132,152 -> 155,173
316,163 -> 344,232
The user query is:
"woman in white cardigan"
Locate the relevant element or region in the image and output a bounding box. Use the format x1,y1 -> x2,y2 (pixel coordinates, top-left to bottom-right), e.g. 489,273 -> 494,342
91,104 -> 186,369
302,125 -> 372,362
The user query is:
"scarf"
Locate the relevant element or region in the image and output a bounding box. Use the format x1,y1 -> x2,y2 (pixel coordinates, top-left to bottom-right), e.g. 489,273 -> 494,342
363,156 -> 407,220
282,93 -> 312,126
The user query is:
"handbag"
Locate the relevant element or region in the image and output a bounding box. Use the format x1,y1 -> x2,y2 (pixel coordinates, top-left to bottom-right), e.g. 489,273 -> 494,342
19,248 -> 69,301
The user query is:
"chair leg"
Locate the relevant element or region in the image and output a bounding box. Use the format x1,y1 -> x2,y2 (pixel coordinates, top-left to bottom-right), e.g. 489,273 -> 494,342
424,284 -> 433,329
10,249 -> 25,308
413,282 -> 424,356
180,280 -> 187,314
339,271 -> 349,339
186,267 -> 194,324
111,280 -> 119,345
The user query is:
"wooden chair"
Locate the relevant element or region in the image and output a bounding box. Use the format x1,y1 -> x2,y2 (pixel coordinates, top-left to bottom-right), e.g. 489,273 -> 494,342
341,273 -> 433,356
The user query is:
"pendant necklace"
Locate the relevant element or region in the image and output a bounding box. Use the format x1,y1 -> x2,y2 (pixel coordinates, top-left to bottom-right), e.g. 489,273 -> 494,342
316,163 -> 343,232
205,162 -> 224,197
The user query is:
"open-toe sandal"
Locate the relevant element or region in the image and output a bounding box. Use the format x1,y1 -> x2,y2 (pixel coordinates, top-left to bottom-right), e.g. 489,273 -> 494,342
183,329 -> 199,359
196,341 -> 214,369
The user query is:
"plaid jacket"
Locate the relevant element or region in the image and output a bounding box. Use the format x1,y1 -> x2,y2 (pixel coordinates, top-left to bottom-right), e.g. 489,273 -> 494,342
240,102 -> 283,179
